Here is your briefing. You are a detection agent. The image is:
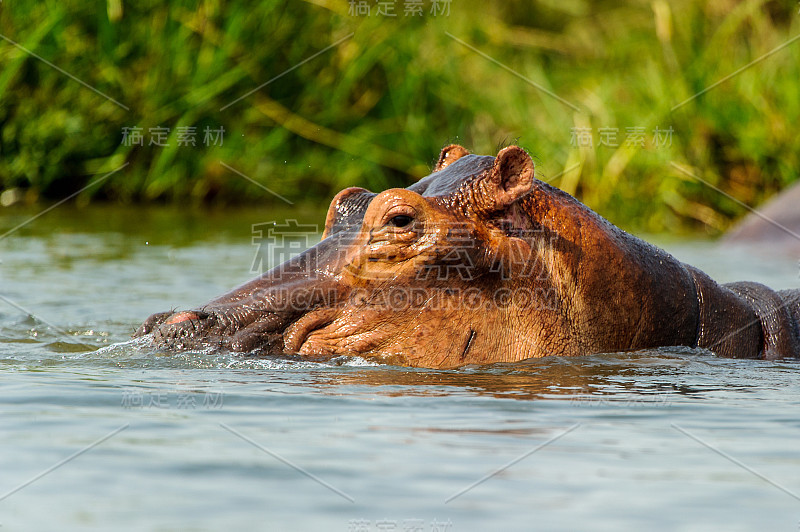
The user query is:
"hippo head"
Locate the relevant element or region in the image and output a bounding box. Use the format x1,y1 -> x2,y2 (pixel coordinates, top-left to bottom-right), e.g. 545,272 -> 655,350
135,145 -> 699,367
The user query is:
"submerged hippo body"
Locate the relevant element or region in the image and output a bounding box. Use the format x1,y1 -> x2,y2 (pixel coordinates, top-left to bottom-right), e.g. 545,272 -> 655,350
135,145 -> 800,367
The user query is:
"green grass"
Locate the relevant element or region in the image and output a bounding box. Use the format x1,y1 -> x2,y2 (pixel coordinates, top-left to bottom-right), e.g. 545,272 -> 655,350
1,0 -> 798,234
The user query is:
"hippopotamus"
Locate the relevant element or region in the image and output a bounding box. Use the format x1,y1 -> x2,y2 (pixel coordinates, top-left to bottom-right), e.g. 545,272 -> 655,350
723,179 -> 800,252
135,145 -> 800,367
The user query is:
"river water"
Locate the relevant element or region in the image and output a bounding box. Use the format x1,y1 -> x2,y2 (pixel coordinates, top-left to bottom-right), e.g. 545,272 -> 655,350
1,204 -> 800,531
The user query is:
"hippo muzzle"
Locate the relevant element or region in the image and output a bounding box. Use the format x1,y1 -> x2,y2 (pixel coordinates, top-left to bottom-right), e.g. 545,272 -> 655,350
134,229 -> 355,354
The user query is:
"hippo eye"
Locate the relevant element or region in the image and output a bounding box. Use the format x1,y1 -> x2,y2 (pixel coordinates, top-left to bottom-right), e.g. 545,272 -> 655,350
387,214 -> 414,228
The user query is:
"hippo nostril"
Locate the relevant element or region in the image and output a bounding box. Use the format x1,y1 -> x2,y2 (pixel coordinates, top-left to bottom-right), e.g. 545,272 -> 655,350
165,311 -> 201,325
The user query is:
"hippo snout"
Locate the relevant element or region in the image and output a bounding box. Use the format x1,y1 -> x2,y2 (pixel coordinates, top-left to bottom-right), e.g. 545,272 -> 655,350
133,310 -> 174,336
134,307 -> 289,354
134,309 -> 216,346
134,309 -> 208,335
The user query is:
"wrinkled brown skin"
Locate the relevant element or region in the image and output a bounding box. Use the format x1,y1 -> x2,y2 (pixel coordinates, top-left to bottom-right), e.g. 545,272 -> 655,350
134,145 -> 800,368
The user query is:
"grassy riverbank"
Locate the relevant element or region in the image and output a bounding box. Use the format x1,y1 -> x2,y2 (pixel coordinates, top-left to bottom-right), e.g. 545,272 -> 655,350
1,0 -> 798,233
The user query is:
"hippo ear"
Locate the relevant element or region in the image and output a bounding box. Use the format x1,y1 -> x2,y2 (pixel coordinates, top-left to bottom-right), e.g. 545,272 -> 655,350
479,145 -> 534,211
434,144 -> 470,172
322,187 -> 374,239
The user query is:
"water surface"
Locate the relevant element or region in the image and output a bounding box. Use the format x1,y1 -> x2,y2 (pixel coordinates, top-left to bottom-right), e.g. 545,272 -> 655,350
2,205 -> 800,531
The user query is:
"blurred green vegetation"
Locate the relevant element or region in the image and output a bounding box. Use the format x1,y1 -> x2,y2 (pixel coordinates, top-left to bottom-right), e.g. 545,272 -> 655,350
0,0 -> 798,233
